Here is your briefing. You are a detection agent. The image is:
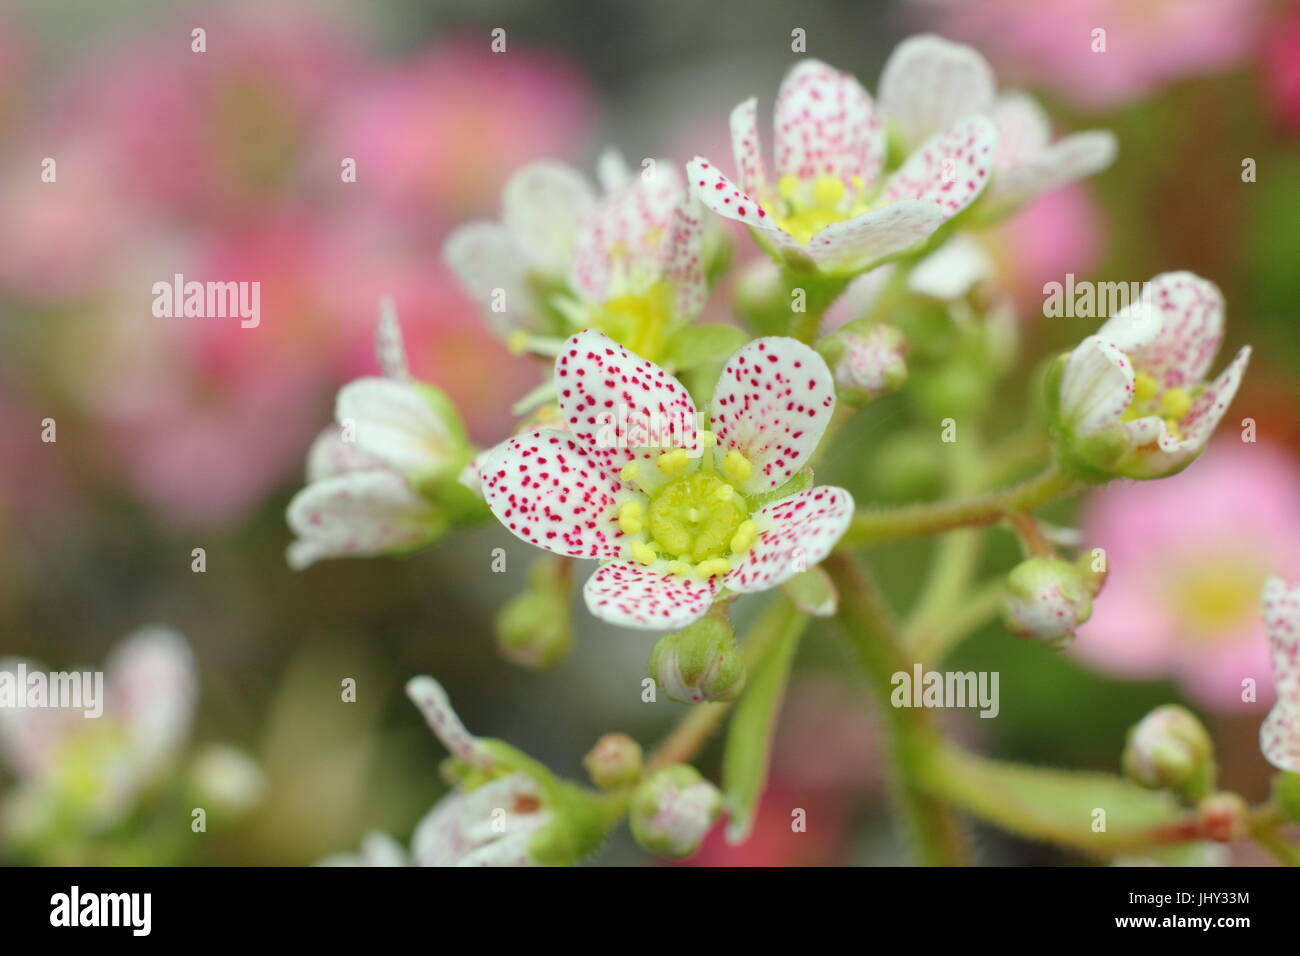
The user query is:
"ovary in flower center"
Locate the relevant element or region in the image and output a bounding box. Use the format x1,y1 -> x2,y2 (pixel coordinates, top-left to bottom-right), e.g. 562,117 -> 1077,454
773,174 -> 870,245
593,280 -> 673,363
618,443 -> 759,578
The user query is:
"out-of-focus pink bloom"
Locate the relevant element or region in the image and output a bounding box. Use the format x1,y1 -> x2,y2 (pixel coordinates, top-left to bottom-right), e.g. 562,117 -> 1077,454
321,36 -> 594,225
1074,440 -> 1300,711
991,183 -> 1103,314
681,781 -> 849,866
920,0 -> 1263,109
1263,3 -> 1300,134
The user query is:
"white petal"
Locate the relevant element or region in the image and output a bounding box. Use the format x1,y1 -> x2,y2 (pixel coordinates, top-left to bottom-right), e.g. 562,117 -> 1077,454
583,562 -> 717,631
335,378 -> 456,479
106,628 -> 197,778
305,426 -> 383,482
443,221 -> 541,336
405,676 -> 492,768
710,337 -> 836,494
725,487 -> 854,593
989,129 -> 1118,208
285,471 -> 439,570
878,34 -> 996,150
1059,336 -> 1136,436
804,200 -> 945,273
730,97 -> 770,197
502,161 -> 597,276
906,235 -> 994,301
883,114 -> 998,218
773,59 -> 884,189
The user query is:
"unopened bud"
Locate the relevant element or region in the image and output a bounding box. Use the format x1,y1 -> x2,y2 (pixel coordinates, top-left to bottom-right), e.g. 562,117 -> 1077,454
648,615 -> 744,703
1196,791 -> 1248,842
817,320 -> 907,404
583,733 -> 643,790
1002,556 -> 1094,648
1122,705 -> 1215,796
495,559 -> 572,668
629,765 -> 722,859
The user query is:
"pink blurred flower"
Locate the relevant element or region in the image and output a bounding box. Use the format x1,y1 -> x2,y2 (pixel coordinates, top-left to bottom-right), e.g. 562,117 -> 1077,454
920,0 -> 1263,109
1263,2 -> 1300,135
320,36 -> 594,226
1073,440 -> 1300,711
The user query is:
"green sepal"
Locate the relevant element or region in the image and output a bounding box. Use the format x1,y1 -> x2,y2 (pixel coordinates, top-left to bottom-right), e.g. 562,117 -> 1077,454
663,323 -> 749,371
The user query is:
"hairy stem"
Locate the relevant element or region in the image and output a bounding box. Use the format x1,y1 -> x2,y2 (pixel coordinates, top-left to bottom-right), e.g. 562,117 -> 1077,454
841,465 -> 1080,549
824,551 -> 969,865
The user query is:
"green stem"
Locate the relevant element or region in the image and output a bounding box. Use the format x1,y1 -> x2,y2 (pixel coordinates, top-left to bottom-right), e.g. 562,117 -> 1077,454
824,551 -> 969,865
646,597 -> 808,772
1249,805 -> 1300,866
841,465 -> 1080,549
910,578 -> 1006,664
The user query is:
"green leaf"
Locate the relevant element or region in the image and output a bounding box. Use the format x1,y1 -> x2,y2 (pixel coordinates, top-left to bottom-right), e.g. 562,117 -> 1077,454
721,605 -> 803,844
922,744 -> 1192,858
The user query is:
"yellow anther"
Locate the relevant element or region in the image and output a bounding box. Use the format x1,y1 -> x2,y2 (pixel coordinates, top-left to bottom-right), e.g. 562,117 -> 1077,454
695,558 -> 731,579
620,500 -> 644,519
619,515 -> 643,535
722,450 -> 753,483
778,174 -> 801,200
620,461 -> 641,483
1133,371 -> 1159,403
713,484 -> 735,503
729,519 -> 757,555
657,449 -> 690,476
668,560 -> 693,577
631,541 -> 658,566
1160,386 -> 1193,422
812,175 -> 845,208
506,329 -> 531,357
850,175 -> 865,192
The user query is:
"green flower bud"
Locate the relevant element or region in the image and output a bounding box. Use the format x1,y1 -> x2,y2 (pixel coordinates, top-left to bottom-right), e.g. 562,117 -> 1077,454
1122,705 -> 1216,797
495,558 -> 572,669
648,615 -> 745,704
628,765 -> 722,859
1196,791 -> 1248,842
583,733 -> 644,790
1002,556 -> 1094,648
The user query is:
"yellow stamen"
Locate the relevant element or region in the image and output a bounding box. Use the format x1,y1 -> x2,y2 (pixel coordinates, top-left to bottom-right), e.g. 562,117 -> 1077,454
714,484 -> 735,503
729,519 -> 757,555
620,461 -> 641,482
657,449 -> 690,477
695,557 -> 731,579
631,541 -> 658,566
812,175 -> 845,207
722,450 -> 753,484
668,560 -> 693,577
1160,386 -> 1192,422
778,174 -> 800,200
1133,371 -> 1158,404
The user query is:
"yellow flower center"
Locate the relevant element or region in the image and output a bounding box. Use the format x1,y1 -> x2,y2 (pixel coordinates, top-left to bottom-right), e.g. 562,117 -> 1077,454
593,280 -> 673,363
618,438 -> 758,579
773,174 -> 870,245
1124,369 -> 1197,441
1168,559 -> 1264,638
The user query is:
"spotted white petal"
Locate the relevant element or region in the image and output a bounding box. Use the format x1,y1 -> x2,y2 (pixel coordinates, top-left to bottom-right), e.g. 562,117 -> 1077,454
1260,578 -> 1300,773
883,114 -> 997,218
1113,272 -> 1225,389
988,129 -> 1117,208
907,235 -> 994,301
335,377 -> 456,480
106,628 -> 197,779
411,773 -> 548,867
0,658 -> 76,779
730,97 -> 770,197
724,487 -> 854,593
773,59 -> 884,190
443,221 -> 541,336
555,330 -> 700,482
570,162 -> 683,303
991,93 -> 1052,172
663,194 -> 708,320
405,676 -> 493,769
374,297 -> 409,381
878,34 -> 996,151
583,561 -> 718,630
479,427 -> 624,560
502,161 -> 597,277
686,156 -> 783,235
286,470 -> 440,570
305,426 -> 384,482
710,337 -> 836,494
597,146 -> 633,194
1059,336 -> 1136,437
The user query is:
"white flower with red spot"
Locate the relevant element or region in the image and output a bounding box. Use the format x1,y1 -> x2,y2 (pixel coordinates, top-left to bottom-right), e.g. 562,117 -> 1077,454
687,55 -> 997,275
1260,578 -> 1300,773
286,303 -> 471,569
444,151 -> 724,368
1053,272 -> 1251,481
479,329 -> 854,630
878,35 -> 1116,215
0,628 -> 196,834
